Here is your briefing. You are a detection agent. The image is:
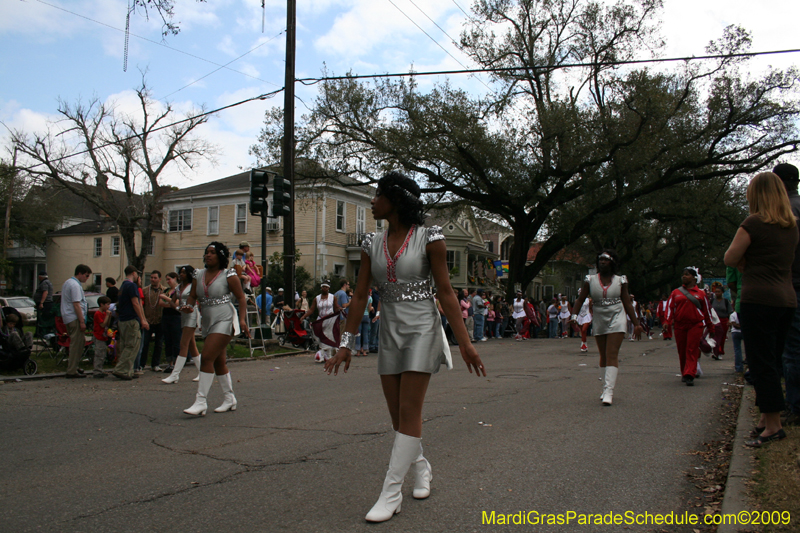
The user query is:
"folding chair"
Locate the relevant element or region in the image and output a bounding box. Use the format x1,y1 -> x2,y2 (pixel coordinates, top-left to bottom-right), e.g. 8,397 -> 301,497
53,316 -> 93,365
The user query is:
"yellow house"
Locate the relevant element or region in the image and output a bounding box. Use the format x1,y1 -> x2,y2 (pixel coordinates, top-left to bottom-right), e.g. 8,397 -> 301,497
159,171 -> 382,286
46,219 -> 165,292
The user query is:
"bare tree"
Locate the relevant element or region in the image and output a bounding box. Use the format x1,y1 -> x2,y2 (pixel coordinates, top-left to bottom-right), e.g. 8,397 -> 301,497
12,79 -> 216,271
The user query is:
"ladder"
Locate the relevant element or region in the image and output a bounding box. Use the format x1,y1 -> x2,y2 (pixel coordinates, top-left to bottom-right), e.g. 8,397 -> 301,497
245,294 -> 267,357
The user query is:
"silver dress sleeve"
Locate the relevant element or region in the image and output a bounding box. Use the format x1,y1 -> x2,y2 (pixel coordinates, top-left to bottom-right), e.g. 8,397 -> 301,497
619,274 -> 628,285
192,269 -> 200,279
361,232 -> 375,255
426,225 -> 445,243
584,274 -> 592,284
226,268 -> 237,278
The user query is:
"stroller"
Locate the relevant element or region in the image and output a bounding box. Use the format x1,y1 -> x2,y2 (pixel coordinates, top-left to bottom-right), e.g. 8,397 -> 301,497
276,309 -> 317,351
0,326 -> 37,375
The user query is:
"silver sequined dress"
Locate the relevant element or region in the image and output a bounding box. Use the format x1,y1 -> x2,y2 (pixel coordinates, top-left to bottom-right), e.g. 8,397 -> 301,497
362,225 -> 450,375
586,274 -> 628,335
194,268 -> 240,338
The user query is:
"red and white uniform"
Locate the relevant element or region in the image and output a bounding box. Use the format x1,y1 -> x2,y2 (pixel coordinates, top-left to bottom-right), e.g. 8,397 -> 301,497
666,286 -> 713,378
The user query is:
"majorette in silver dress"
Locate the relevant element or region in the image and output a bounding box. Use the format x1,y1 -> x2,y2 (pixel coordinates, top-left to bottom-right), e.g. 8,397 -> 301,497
362,225 -> 452,375
193,268 -> 240,337
586,274 -> 628,335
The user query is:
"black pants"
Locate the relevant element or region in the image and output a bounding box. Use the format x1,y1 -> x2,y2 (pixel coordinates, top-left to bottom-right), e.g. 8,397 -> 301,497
740,302 -> 794,414
161,315 -> 182,364
140,323 -> 164,368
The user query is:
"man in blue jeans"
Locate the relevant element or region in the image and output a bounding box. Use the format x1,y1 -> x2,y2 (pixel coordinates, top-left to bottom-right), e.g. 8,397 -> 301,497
775,163 -> 800,426
472,289 -> 487,342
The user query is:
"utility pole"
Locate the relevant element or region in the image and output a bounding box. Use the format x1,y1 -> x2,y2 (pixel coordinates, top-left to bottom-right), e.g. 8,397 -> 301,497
282,0 -> 296,301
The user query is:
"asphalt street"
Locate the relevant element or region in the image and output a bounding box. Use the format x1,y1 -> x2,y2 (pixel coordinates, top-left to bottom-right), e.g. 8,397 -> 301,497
1,335 -> 738,533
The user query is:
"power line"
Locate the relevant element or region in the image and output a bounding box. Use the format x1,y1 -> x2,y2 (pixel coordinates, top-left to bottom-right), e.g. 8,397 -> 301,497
34,0 -> 282,87
297,47 -> 800,84
160,31 -> 285,100
18,89 -> 284,168
404,0 -> 494,92
450,0 -> 473,20
385,0 -> 470,71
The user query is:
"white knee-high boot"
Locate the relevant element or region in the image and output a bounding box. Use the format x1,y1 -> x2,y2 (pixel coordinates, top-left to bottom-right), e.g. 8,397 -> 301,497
162,356 -> 187,384
365,432 -> 420,522
599,366 -> 607,399
214,373 -> 237,412
192,354 -> 201,382
412,441 -> 432,499
602,366 -> 618,406
184,372 -> 214,416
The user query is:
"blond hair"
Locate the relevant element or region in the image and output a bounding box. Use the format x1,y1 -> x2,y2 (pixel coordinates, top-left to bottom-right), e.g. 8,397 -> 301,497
747,172 -> 797,229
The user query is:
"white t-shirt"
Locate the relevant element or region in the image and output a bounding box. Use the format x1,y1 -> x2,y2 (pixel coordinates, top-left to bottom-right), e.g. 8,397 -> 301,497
729,311 -> 741,333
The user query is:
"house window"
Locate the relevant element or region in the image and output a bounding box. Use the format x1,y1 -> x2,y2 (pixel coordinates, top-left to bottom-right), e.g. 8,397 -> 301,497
207,206 -> 219,235
464,221 -> 469,231
92,273 -> 102,288
93,237 -> 102,257
146,236 -> 155,256
235,203 -> 247,234
336,201 -> 345,232
111,236 -> 121,257
169,209 -> 192,232
485,241 -> 494,253
334,264 -> 345,277
376,219 -> 384,231
446,250 -> 461,273
356,206 -> 366,234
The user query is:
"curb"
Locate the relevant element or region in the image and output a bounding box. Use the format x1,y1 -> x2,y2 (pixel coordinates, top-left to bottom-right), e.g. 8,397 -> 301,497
0,349 -> 308,383
718,384 -> 755,533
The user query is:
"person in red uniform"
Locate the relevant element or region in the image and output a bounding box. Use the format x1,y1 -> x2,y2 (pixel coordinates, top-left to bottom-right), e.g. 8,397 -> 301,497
665,267 -> 714,386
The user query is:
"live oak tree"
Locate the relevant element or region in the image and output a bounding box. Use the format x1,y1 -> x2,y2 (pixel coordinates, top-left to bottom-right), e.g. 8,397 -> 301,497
571,177 -> 750,299
252,0 -> 800,297
12,81 -> 216,272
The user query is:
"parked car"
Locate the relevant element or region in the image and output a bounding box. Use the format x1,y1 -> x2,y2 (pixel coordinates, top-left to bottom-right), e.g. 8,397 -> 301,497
0,296 -> 37,324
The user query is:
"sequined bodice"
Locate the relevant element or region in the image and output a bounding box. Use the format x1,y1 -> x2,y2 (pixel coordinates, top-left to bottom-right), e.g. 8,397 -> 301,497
363,226 -> 445,304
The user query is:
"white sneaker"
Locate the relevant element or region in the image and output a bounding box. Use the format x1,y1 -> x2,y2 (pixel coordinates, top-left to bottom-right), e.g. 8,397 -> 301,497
480,338 -> 487,342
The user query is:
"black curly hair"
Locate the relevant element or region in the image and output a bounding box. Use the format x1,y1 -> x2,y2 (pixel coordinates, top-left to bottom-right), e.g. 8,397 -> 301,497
596,249 -> 620,275
179,264 -> 196,282
204,242 -> 230,269
376,171 -> 426,227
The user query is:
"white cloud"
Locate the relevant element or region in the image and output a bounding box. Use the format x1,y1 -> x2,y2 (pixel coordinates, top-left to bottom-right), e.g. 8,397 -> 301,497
661,0 -> 800,73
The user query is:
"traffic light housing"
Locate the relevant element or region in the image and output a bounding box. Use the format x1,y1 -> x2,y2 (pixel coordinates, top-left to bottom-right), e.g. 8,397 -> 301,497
249,169 -> 272,216
272,175 -> 291,217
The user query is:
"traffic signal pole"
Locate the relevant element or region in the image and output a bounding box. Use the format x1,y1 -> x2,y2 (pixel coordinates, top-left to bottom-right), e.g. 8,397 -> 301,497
282,0 -> 296,302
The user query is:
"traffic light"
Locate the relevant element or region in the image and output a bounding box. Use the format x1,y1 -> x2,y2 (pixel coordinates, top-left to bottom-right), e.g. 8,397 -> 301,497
272,175 -> 291,217
249,169 -> 272,216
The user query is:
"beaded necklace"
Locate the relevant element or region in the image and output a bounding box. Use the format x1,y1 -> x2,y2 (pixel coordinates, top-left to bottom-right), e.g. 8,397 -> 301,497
382,224 -> 416,283
202,269 -> 222,298
598,274 -> 614,299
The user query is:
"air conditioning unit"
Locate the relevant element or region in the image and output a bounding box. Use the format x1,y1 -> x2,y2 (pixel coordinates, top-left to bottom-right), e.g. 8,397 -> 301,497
266,222 -> 280,232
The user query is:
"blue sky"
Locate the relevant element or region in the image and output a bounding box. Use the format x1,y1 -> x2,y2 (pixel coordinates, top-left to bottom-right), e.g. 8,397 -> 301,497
2,0 -> 798,189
